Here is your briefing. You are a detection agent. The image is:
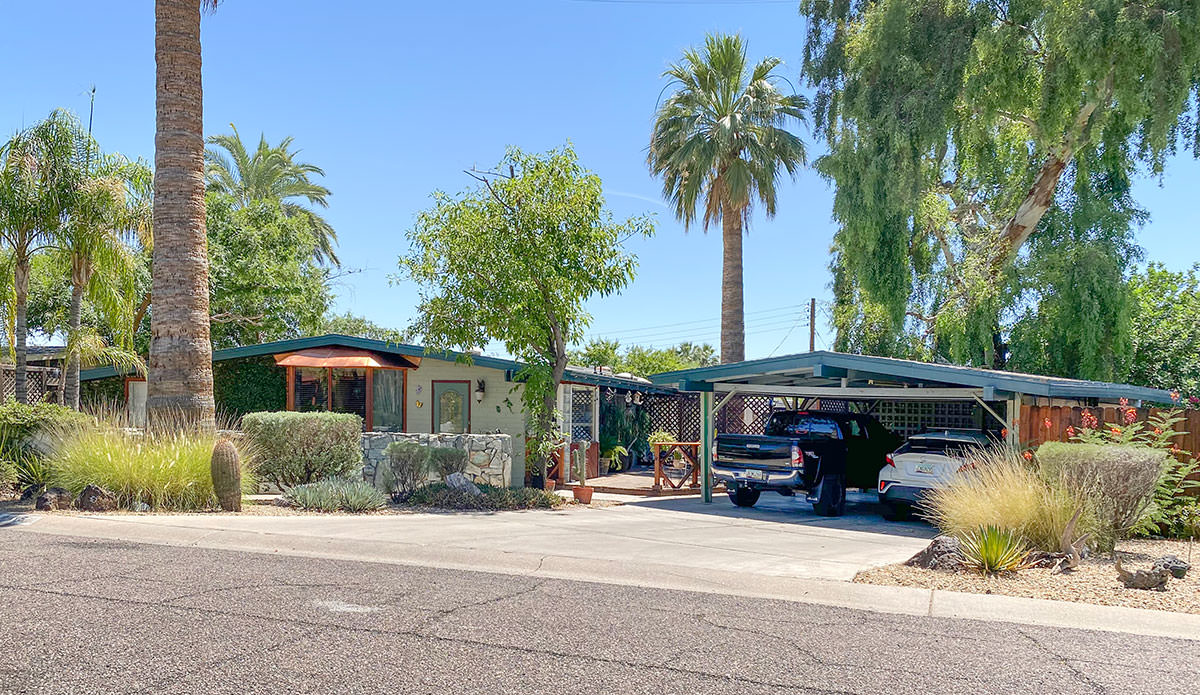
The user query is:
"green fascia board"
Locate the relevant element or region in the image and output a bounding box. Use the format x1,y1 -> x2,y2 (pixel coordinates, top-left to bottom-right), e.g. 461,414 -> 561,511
81,334 -> 675,394
650,350 -> 1175,405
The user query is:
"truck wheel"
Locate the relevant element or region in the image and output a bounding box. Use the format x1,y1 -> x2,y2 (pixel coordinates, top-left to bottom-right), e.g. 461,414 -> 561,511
812,474 -> 846,517
727,487 -> 760,507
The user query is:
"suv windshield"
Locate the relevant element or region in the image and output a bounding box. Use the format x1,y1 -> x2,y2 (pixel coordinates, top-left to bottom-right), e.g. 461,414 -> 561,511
765,413 -> 843,439
895,437 -> 983,457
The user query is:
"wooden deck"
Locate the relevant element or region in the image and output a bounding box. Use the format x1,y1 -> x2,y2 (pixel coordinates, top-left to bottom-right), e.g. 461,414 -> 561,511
566,467 -> 724,497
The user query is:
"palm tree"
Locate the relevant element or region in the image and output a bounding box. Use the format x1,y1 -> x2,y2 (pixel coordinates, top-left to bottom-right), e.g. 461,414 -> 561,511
57,154 -> 151,408
648,33 -> 807,363
0,111 -> 85,403
206,126 -> 339,265
149,0 -> 220,428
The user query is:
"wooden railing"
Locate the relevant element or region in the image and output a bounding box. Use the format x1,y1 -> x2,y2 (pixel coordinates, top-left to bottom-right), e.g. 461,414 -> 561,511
651,441 -> 701,492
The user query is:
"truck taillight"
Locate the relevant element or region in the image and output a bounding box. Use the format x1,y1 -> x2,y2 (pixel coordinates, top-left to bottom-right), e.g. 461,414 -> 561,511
791,443 -> 804,467
885,454 -> 896,468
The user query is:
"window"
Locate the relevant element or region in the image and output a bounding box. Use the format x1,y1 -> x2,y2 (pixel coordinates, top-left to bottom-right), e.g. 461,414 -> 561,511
895,438 -> 983,456
331,368 -> 367,422
766,413 -> 842,439
294,368 -> 329,412
372,369 -> 405,431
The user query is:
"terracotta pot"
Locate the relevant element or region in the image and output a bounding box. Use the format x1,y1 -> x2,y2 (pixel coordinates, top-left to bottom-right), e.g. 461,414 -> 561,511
544,480 -> 556,492
573,486 -> 594,504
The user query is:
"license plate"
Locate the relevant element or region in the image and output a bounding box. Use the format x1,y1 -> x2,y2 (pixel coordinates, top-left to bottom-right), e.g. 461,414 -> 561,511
743,469 -> 766,481
914,463 -> 936,475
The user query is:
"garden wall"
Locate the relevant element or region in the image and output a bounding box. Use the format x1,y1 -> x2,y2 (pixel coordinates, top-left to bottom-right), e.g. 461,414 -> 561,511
361,432 -> 513,488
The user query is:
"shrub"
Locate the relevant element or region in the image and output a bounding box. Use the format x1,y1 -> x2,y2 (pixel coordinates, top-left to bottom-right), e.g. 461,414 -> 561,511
0,401 -> 88,458
241,411 -> 362,488
429,446 -> 468,480
1036,442 -> 1167,551
284,477 -> 387,512
403,482 -> 567,511
922,445 -> 1098,553
379,442 -> 432,499
47,425 -> 256,510
960,525 -> 1030,575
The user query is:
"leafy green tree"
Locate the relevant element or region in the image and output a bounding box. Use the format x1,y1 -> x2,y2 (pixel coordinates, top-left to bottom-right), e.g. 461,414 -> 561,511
1127,263 -> 1200,400
206,125 -> 339,265
571,339 -> 718,377
0,110 -> 85,403
315,312 -> 404,342
206,194 -> 333,348
802,0 -> 1200,364
398,145 -> 652,479
649,33 -> 807,364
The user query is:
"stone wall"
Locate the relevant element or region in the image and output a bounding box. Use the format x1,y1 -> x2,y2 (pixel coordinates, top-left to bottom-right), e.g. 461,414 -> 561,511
361,432 -> 513,488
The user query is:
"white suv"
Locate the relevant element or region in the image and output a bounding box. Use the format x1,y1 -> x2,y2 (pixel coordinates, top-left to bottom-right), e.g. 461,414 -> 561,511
876,430 -> 993,521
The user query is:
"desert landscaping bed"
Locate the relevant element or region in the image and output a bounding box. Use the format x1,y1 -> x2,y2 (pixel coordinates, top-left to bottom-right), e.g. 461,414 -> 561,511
856,539 -> 1200,614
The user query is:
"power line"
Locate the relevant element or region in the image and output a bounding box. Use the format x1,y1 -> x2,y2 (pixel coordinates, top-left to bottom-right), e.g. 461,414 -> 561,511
589,316 -> 807,345
585,303 -> 805,341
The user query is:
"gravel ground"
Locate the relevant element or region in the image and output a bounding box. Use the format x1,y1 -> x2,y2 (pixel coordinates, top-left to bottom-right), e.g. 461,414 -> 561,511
856,538 -> 1200,614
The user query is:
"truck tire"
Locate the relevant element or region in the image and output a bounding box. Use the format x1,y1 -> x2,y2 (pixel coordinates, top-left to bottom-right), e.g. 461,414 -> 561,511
727,487 -> 761,507
812,474 -> 846,517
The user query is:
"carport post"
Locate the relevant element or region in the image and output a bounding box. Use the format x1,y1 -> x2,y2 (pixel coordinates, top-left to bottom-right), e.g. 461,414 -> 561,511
700,391 -> 714,503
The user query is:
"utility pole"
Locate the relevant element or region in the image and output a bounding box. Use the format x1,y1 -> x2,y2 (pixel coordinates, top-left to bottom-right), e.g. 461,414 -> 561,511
809,298 -> 816,352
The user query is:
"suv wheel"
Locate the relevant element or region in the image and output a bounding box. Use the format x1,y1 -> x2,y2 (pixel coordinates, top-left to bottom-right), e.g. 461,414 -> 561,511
812,474 -> 846,517
727,487 -> 761,508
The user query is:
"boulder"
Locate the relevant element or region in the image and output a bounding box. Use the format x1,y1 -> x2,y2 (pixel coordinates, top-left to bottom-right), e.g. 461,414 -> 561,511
35,487 -> 74,511
1152,555 -> 1190,580
76,485 -> 117,512
905,535 -> 964,571
445,472 -> 483,497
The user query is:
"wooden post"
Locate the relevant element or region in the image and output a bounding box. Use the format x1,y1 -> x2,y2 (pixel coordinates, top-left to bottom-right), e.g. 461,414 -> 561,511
700,391 -> 714,504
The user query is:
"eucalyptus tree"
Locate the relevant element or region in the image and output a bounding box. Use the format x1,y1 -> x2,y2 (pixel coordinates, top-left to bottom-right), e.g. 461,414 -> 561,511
150,0 -> 220,428
802,0 -> 1200,366
648,33 -> 807,363
0,111 -> 85,403
205,125 -> 339,265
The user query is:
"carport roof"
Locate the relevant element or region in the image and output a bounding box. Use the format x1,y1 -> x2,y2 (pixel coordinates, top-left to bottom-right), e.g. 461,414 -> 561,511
649,350 -> 1176,405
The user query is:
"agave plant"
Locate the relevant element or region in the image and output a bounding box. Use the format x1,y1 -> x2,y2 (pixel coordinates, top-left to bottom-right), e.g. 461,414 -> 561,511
960,525 -> 1031,575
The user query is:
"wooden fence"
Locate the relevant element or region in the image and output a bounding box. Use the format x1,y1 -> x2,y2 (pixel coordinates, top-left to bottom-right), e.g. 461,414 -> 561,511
0,365 -> 62,405
1020,404 -> 1200,456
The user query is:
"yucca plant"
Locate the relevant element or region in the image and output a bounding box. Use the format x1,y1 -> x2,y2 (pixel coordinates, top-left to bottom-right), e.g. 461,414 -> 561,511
283,477 -> 386,513
960,525 -> 1031,575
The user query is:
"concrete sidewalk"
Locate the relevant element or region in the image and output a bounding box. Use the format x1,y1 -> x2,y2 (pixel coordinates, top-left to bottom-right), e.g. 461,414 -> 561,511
7,499 -> 1200,642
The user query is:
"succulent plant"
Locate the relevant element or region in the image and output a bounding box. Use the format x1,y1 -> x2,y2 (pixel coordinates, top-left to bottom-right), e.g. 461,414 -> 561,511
211,439 -> 243,512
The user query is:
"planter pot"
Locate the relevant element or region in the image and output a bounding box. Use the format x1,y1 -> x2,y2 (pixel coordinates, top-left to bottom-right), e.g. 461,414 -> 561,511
599,457 -> 612,474
572,485 -> 594,504
544,479 -> 556,492
528,473 -> 545,490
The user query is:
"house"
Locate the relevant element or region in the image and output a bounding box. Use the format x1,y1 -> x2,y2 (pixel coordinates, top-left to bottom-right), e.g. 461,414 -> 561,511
79,334 -> 671,487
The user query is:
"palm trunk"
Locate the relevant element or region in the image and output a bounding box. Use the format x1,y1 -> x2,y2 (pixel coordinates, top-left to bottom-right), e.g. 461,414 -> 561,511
149,0 -> 215,430
720,209 -> 745,363
63,263 -> 87,410
13,259 -> 29,404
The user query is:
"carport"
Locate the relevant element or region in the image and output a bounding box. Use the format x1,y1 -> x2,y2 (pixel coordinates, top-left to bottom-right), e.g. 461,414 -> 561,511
649,351 -> 1175,503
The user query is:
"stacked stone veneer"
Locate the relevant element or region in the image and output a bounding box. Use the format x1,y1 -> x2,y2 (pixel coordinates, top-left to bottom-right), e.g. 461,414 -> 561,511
361,432 -> 513,488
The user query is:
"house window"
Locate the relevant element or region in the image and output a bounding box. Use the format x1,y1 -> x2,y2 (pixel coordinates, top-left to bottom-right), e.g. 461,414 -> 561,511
332,368 -> 367,423
372,369 -> 405,431
294,368 -> 329,412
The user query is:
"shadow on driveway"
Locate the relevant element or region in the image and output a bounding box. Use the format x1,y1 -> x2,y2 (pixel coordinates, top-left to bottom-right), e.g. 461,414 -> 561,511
624,491 -> 937,541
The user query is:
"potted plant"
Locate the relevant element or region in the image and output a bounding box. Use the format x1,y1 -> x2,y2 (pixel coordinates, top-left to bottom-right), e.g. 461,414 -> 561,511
572,449 -> 593,504
599,442 -> 628,474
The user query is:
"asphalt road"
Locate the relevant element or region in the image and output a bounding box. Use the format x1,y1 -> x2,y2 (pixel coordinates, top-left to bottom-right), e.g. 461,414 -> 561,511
1,530 -> 1196,695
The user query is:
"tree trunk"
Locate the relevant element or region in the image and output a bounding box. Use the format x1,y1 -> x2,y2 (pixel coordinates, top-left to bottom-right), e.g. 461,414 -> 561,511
12,260 -> 29,405
149,0 -> 215,430
720,209 -> 745,363
63,268 -> 86,410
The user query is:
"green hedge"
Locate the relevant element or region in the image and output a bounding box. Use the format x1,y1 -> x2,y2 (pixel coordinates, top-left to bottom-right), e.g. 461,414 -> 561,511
0,401 -> 88,457
241,411 -> 362,488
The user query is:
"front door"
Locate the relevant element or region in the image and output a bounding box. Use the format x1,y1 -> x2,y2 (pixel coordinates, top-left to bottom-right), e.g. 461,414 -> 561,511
432,381 -> 470,434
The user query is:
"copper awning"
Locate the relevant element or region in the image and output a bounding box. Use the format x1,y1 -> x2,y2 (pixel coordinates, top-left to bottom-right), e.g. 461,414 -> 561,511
274,347 -> 420,370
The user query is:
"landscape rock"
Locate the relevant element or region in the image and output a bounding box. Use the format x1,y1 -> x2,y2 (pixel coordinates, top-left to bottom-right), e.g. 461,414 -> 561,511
76,485 -> 117,512
1115,557 -> 1171,591
35,487 -> 74,511
1151,555 -> 1190,580
905,535 -> 964,571
445,472 -> 483,497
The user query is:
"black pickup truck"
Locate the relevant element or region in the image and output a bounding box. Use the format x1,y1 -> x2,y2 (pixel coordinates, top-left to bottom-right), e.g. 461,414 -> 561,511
714,411 -> 901,516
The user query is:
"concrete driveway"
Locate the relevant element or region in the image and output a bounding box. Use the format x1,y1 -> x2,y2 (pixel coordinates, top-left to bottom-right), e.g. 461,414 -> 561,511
14,490 -> 934,582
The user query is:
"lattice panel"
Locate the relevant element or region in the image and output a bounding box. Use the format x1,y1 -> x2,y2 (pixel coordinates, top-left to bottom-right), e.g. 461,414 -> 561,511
1,366 -> 60,404
871,400 -> 980,438
569,387 -> 595,442
646,393 -> 700,442
715,395 -> 783,435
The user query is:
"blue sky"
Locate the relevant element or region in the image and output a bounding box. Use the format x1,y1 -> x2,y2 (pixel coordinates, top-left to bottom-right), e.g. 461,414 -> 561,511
3,1 -> 1197,358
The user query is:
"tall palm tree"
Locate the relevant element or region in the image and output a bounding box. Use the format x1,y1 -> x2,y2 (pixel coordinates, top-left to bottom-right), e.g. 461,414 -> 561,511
149,0 -> 220,428
0,111 -> 85,403
205,125 -> 339,265
57,154 -> 151,408
648,33 -> 807,363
